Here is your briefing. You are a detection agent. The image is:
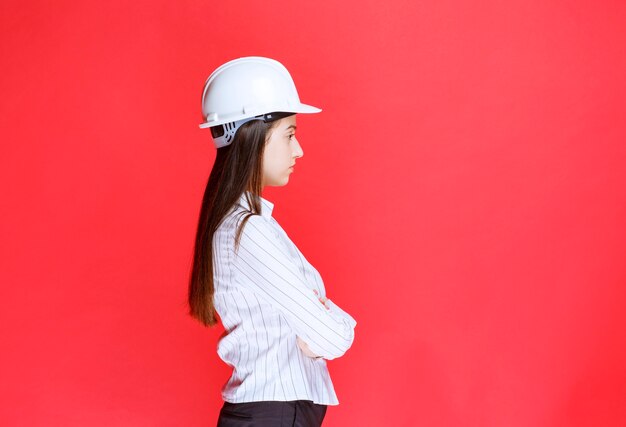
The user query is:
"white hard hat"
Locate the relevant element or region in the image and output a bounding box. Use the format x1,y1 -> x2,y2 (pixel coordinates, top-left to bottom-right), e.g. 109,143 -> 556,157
199,56 -> 322,148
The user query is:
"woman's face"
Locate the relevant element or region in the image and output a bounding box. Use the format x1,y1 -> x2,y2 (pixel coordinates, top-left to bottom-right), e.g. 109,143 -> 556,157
262,115 -> 303,187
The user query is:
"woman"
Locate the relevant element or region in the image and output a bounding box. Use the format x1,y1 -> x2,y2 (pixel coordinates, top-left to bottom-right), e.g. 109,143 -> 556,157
188,56 -> 357,427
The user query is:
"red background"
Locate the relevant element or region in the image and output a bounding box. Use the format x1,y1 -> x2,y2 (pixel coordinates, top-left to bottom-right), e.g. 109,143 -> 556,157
2,1 -> 626,426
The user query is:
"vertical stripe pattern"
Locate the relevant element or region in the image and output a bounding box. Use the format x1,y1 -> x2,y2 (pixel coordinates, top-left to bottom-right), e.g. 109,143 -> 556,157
212,192 -> 357,405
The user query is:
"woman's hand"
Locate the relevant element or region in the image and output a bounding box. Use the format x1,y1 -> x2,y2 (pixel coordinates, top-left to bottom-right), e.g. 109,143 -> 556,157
296,289 -> 330,359
313,289 -> 330,310
297,336 -> 322,358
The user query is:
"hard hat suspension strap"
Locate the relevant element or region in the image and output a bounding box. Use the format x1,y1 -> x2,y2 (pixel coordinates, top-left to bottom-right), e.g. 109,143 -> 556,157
210,112 -> 296,148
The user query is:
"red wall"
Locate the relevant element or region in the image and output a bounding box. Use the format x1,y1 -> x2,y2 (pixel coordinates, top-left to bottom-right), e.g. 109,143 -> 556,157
2,1 -> 625,426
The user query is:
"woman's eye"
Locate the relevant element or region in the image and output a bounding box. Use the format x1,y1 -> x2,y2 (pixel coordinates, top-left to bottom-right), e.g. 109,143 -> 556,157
288,134 -> 295,140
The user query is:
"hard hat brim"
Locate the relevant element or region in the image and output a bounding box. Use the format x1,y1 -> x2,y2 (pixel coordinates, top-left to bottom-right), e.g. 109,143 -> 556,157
199,103 -> 322,129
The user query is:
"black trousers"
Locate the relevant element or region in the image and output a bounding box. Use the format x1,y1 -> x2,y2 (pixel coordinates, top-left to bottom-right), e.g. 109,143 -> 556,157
217,400 -> 327,427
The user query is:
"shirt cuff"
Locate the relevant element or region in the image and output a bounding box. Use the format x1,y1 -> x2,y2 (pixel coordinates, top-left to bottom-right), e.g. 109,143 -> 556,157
325,298 -> 357,329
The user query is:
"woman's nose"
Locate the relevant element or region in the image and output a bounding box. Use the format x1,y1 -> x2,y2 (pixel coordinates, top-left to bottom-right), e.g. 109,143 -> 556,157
293,137 -> 304,158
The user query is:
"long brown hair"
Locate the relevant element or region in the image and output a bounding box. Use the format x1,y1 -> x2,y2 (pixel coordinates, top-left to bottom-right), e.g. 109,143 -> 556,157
188,117 -> 283,327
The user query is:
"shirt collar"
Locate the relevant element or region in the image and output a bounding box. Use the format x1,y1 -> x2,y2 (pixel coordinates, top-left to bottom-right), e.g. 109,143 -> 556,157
237,191 -> 275,218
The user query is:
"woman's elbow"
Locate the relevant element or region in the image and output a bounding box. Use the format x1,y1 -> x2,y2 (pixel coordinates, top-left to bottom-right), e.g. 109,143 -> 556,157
317,330 -> 356,360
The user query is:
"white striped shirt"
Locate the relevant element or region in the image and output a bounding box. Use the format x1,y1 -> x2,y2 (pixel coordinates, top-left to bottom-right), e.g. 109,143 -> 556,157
212,191 -> 357,405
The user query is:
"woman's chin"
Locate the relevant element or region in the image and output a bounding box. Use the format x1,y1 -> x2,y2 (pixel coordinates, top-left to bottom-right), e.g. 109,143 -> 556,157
266,177 -> 290,187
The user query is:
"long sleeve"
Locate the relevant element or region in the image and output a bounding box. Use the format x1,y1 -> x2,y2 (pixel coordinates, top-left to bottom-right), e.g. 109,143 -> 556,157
230,214 -> 356,360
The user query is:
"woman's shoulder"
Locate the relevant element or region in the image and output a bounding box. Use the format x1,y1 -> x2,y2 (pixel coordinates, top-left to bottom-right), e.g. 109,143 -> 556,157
216,207 -> 276,242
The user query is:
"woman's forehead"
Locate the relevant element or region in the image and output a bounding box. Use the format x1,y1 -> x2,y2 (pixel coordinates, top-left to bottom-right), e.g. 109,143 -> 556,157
279,115 -> 297,130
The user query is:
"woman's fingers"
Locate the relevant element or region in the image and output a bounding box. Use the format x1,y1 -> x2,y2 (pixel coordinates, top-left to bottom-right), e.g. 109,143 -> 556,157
297,336 -> 320,358
312,289 -> 329,309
